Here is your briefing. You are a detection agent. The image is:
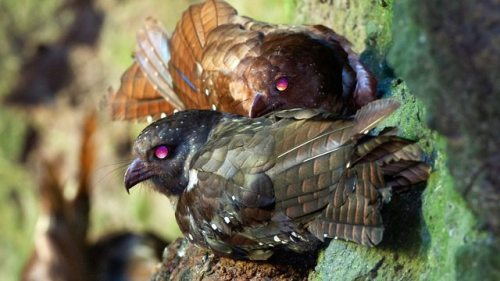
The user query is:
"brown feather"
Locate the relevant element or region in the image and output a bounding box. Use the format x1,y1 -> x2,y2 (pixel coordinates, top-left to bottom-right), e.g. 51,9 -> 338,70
353,99 -> 400,134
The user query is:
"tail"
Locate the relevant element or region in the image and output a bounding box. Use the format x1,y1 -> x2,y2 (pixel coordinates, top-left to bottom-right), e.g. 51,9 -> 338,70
109,0 -> 237,121
305,100 -> 430,246
352,132 -> 431,191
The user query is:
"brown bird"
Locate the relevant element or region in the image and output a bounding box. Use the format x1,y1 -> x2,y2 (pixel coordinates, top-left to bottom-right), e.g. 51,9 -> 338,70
124,99 -> 429,260
109,0 -> 377,121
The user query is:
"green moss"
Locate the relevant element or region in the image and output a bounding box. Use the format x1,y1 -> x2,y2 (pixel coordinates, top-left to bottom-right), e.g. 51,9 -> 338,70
373,73 -> 486,281
386,1 -> 499,278
419,139 -> 479,280
386,1 -> 441,114
230,0 -> 296,24
313,76 -> 485,281
295,1 -> 497,279
296,0 -> 393,53
455,241 -> 500,281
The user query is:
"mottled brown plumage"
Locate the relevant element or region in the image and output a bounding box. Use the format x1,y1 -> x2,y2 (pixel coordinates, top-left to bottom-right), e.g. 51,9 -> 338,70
109,0 -> 377,121
124,100 -> 429,260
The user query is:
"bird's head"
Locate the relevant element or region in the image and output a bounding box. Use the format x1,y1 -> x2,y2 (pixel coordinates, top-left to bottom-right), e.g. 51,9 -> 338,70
235,32 -> 356,117
124,110 -> 222,196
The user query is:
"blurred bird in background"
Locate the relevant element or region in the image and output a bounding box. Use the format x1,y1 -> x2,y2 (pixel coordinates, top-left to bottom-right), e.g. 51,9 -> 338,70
22,113 -> 167,281
109,0 -> 377,121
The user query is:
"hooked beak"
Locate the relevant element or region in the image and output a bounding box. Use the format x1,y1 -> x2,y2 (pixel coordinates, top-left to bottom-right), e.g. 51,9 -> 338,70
249,93 -> 269,118
124,158 -> 154,193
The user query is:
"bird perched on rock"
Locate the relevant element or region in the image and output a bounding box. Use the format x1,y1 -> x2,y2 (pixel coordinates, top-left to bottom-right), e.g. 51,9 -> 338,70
109,0 -> 377,121
124,99 -> 429,260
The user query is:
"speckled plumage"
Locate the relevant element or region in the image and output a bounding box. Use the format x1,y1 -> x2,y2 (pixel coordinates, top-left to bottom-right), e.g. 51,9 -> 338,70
124,100 -> 430,260
109,0 -> 377,121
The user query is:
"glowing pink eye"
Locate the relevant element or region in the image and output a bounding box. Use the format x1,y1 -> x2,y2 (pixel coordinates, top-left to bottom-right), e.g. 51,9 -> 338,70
154,146 -> 169,159
275,77 -> 288,92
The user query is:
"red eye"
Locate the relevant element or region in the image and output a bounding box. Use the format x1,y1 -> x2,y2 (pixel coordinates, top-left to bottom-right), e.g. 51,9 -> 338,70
275,77 -> 288,92
154,145 -> 169,159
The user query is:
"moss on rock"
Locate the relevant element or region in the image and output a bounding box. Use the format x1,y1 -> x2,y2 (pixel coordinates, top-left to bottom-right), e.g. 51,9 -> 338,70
298,0 -> 498,280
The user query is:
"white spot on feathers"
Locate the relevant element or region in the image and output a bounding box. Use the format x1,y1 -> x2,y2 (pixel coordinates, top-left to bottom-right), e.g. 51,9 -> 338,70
186,169 -> 198,191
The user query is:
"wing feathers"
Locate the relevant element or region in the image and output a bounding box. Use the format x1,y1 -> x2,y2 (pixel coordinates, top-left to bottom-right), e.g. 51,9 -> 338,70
168,0 -> 237,108
308,195 -> 384,246
308,163 -> 385,246
353,99 -> 400,134
270,119 -> 354,175
200,0 -> 237,35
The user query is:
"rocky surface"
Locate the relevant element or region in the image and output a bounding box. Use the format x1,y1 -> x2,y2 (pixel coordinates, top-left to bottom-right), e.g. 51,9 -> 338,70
152,238 -> 316,281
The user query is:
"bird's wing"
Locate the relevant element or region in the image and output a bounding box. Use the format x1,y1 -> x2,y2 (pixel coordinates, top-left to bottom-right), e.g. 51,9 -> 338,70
184,101 -> 400,248
199,24 -> 265,114
306,162 -> 386,246
179,121 -> 279,258
267,116 -> 356,220
184,112 -> 350,243
266,100 -> 399,245
169,0 -> 237,108
352,99 -> 400,134
192,117 -> 276,185
177,166 -> 280,260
